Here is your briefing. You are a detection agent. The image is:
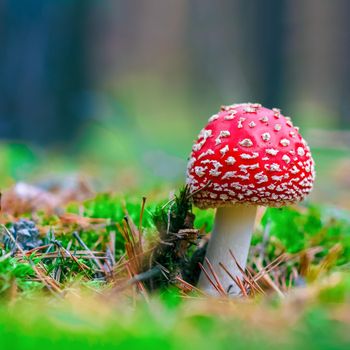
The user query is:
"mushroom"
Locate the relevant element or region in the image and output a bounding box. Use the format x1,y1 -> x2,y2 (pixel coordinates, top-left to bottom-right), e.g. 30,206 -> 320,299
186,103 -> 315,296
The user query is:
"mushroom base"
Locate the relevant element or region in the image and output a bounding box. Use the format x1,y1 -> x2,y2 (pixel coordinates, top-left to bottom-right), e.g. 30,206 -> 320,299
198,205 -> 257,296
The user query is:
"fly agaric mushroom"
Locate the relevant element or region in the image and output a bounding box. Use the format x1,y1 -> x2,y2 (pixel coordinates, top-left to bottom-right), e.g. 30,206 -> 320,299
186,103 -> 315,296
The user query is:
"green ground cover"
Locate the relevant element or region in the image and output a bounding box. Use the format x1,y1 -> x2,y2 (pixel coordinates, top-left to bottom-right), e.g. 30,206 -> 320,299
0,189 -> 349,349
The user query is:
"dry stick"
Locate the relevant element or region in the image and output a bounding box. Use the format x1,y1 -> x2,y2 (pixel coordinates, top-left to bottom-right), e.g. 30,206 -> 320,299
25,244 -> 52,255
53,247 -> 62,282
44,243 -> 54,255
122,199 -> 140,250
120,220 -> 136,256
218,263 -> 242,295
198,263 -> 222,295
105,232 -> 116,275
124,216 -> 137,245
125,263 -> 149,303
138,197 -> 146,251
73,232 -> 107,275
228,249 -> 266,295
252,253 -> 288,282
252,257 -> 286,285
229,249 -> 247,277
247,255 -> 286,295
37,253 -> 106,260
174,276 -> 207,296
123,217 -> 142,269
219,262 -> 248,297
124,215 -> 149,271
104,259 -> 113,276
231,268 -> 255,296
204,258 -> 227,295
109,231 -> 116,265
234,277 -> 248,297
153,262 -> 172,283
32,252 -> 107,259
254,258 -> 285,298
112,238 -> 160,291
245,265 -> 266,295
242,271 -> 256,297
112,253 -> 127,275
228,249 -> 258,294
204,258 -> 227,294
229,248 -> 252,278
116,245 -> 152,270
1,225 -> 61,295
200,258 -> 227,296
52,240 -> 91,274
116,222 -> 128,244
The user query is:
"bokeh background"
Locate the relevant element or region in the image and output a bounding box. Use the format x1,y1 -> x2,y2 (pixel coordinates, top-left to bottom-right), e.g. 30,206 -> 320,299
0,0 -> 349,207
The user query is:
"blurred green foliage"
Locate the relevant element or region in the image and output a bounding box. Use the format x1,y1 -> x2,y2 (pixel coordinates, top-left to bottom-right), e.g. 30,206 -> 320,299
0,257 -> 40,295
0,287 -> 350,350
261,206 -> 350,261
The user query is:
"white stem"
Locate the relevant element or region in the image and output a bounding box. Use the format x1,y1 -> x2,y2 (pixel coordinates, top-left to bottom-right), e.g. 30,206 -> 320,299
198,205 -> 257,296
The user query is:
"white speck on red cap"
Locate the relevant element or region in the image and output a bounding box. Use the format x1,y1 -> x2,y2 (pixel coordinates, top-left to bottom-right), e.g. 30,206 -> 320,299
237,117 -> 246,128
266,148 -> 279,156
220,145 -> 229,156
215,130 -> 230,145
262,132 -> 271,141
297,147 -> 305,156
260,116 -> 269,123
222,171 -> 237,179
208,114 -> 219,122
198,149 -> 215,159
282,154 -> 291,164
225,156 -> 236,165
186,102 -> 315,208
280,138 -> 290,147
240,152 -> 259,159
239,138 -> 253,147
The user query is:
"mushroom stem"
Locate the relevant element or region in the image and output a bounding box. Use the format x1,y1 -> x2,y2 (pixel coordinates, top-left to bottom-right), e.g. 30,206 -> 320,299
198,205 -> 257,296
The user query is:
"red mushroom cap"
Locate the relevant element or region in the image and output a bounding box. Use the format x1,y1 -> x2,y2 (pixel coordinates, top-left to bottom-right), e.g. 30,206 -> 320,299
186,103 -> 315,209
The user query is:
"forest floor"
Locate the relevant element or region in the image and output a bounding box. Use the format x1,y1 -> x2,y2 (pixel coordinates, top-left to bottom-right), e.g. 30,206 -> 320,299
0,180 -> 350,349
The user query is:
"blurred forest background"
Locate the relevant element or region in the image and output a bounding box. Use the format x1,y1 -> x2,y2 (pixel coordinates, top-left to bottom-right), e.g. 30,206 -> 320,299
0,0 -> 349,206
